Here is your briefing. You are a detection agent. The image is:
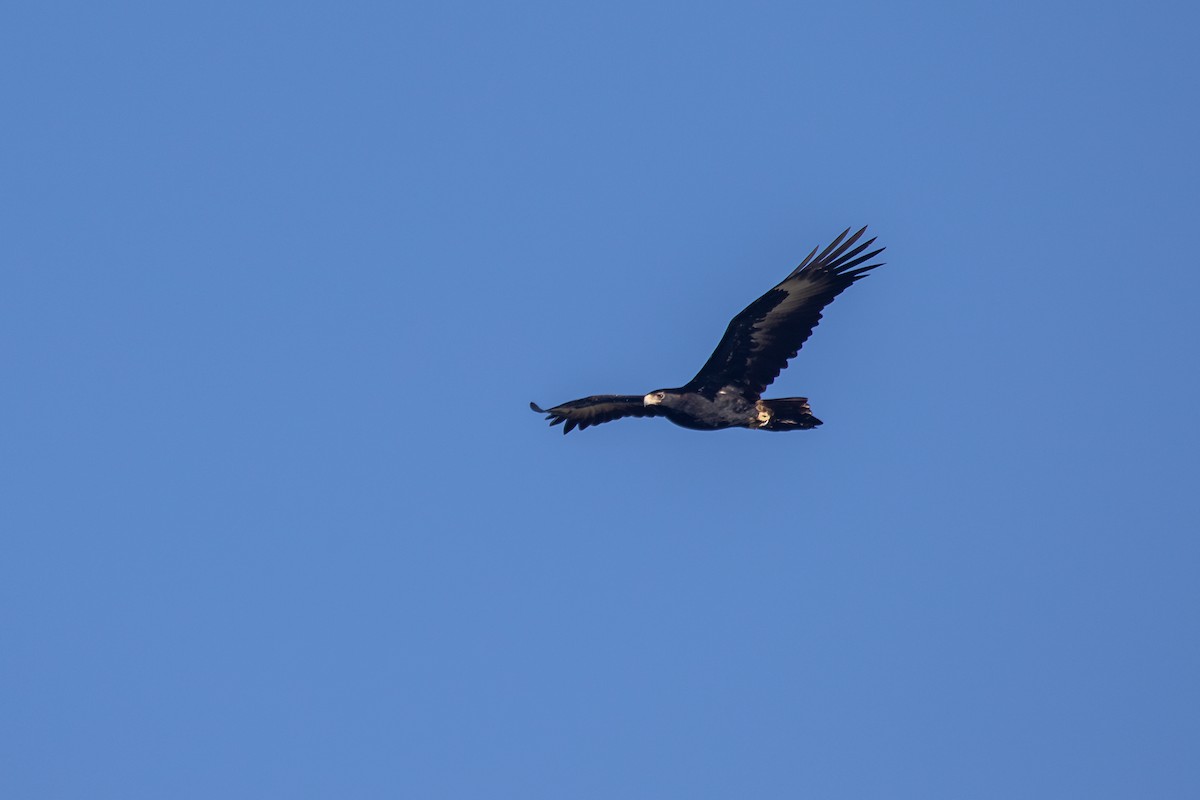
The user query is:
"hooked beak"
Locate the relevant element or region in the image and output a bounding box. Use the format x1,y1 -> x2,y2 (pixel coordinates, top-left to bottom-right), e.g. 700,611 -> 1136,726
644,393 -> 662,407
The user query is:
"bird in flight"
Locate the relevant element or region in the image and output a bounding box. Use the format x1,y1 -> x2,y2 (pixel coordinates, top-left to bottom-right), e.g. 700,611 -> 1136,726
531,226 -> 885,434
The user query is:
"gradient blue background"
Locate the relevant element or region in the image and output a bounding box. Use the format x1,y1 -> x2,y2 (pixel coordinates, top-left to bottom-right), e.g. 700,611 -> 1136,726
3,2 -> 1198,797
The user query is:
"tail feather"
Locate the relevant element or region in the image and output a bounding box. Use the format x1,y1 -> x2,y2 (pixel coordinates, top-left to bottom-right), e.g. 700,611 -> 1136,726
758,397 -> 822,432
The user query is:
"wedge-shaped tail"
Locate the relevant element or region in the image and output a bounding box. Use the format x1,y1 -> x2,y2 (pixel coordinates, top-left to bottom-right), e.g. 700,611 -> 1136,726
757,397 -> 822,431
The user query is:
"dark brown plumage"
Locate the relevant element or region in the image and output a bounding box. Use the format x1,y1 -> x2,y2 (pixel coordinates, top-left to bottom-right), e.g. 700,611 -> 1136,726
532,227 -> 886,434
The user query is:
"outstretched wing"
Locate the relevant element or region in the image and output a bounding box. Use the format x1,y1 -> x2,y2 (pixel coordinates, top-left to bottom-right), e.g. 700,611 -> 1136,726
685,226 -> 885,399
529,395 -> 663,434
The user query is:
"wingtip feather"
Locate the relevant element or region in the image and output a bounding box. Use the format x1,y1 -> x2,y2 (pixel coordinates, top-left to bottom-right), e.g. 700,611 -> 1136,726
813,228 -> 850,264
791,243 -> 821,275
835,247 -> 886,275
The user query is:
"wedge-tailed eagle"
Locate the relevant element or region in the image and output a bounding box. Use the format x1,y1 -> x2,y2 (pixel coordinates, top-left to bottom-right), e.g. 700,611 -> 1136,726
531,226 -> 885,434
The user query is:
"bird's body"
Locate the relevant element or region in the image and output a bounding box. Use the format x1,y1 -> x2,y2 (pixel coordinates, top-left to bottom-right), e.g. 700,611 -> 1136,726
652,388 -> 758,431
532,227 -> 886,434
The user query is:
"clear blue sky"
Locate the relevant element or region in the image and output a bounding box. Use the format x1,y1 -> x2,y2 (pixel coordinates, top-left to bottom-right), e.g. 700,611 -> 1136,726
3,2 -> 1198,797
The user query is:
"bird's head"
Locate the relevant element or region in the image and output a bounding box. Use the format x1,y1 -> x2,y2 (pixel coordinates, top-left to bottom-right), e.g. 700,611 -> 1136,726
643,390 -> 669,407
